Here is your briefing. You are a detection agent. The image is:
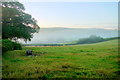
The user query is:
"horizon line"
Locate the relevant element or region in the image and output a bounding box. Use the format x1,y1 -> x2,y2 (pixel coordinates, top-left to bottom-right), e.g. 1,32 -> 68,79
39,27 -> 118,30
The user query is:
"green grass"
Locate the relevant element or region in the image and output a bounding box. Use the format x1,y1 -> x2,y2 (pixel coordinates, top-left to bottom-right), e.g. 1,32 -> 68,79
2,39 -> 119,78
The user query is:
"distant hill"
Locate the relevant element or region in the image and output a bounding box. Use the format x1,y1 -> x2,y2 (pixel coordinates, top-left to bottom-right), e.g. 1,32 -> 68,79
19,27 -> 118,44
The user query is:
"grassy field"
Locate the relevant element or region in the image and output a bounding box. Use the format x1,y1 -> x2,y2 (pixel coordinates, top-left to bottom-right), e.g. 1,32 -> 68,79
2,39 -> 119,78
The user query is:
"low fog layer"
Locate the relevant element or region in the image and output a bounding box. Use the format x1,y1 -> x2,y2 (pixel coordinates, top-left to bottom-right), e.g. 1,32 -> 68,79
19,28 -> 118,44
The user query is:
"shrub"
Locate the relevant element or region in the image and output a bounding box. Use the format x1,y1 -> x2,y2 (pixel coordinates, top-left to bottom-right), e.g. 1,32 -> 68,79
12,41 -> 22,50
2,39 -> 13,52
2,39 -> 22,52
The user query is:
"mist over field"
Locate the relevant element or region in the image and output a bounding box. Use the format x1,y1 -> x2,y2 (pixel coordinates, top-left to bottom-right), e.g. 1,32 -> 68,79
19,28 -> 118,44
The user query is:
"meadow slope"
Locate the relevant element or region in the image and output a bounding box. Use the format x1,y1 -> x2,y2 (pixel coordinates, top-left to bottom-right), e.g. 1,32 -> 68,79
2,39 -> 119,78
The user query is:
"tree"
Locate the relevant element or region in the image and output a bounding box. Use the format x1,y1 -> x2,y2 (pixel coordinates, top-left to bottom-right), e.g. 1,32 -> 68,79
2,1 -> 40,42
77,35 -> 104,44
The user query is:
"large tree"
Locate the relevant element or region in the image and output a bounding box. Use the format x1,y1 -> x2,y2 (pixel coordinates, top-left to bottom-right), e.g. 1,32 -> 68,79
2,1 -> 40,41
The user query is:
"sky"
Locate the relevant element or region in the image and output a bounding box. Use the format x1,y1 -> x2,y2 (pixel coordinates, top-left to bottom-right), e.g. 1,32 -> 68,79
20,2 -> 118,29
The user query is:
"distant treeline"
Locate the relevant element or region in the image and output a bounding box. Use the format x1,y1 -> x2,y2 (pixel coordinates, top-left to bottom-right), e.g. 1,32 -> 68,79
76,35 -> 120,44
23,36 -> 120,46
76,35 -> 104,44
67,35 -> 119,45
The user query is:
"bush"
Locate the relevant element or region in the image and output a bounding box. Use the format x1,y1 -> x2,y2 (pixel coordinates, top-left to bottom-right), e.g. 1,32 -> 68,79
12,41 -> 22,50
2,39 -> 13,52
2,39 -> 22,52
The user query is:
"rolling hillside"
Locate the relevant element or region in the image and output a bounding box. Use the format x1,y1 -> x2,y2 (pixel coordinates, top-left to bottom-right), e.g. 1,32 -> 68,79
3,39 -> 119,78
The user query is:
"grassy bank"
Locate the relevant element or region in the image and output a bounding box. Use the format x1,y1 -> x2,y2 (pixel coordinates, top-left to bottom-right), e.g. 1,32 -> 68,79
2,39 -> 119,78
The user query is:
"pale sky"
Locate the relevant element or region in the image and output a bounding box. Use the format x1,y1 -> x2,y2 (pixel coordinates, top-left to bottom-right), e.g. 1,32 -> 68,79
20,2 -> 118,29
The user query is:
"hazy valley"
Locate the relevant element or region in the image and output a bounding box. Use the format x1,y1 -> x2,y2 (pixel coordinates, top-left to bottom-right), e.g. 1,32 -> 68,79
19,28 -> 118,44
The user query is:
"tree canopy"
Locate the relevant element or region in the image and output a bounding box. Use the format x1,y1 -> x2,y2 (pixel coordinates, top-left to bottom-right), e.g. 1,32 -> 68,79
2,1 -> 40,41
77,35 -> 104,44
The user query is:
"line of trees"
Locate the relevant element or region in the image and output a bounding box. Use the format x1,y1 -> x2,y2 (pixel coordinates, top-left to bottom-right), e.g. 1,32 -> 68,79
76,35 -> 120,44
76,35 -> 104,44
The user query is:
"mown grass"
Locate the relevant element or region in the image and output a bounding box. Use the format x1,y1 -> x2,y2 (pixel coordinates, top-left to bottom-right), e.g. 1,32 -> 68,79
2,39 -> 119,78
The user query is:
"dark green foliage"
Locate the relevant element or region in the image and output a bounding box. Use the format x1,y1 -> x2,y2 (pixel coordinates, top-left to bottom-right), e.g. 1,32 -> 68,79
77,35 -> 105,44
2,1 -> 40,41
12,41 -> 22,50
76,36 -> 119,45
2,39 -> 22,52
2,39 -> 13,52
